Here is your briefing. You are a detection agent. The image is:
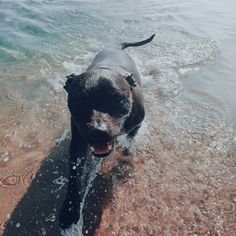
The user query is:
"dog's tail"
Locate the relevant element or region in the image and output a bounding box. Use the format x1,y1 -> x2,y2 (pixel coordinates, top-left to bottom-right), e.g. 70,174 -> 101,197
120,34 -> 155,50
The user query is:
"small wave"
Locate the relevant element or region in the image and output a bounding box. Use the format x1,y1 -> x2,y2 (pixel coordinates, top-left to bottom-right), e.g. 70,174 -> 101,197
0,47 -> 27,60
17,23 -> 48,36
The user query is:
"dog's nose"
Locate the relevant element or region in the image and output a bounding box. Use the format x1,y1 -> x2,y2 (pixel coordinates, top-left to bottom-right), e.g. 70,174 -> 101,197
87,129 -> 111,144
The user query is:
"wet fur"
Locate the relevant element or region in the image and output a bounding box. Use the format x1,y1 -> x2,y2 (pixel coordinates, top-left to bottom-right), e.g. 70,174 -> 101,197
59,35 -> 155,229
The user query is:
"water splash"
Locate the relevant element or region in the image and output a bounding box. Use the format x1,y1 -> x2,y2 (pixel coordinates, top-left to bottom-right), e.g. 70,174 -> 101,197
61,158 -> 102,236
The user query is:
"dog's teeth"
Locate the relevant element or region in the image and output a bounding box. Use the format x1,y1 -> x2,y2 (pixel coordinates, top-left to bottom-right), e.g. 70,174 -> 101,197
90,141 -> 114,157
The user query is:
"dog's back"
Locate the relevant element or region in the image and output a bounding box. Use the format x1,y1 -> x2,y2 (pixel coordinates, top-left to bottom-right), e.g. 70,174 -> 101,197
87,35 -> 156,85
87,48 -> 141,84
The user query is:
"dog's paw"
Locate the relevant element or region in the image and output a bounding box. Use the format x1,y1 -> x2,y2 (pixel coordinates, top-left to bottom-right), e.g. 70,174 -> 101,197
122,136 -> 137,156
123,146 -> 131,156
123,143 -> 136,156
59,196 -> 80,229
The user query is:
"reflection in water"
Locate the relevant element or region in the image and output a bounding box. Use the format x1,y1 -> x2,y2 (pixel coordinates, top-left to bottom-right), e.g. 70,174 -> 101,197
0,0 -> 236,235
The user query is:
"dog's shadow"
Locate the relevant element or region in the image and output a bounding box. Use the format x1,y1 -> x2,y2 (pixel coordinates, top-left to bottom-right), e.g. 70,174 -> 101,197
3,139 -> 70,236
3,138 -> 134,236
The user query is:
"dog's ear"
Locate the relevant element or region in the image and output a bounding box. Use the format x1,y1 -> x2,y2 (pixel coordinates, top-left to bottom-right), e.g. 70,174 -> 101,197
64,73 -> 77,93
125,74 -> 137,88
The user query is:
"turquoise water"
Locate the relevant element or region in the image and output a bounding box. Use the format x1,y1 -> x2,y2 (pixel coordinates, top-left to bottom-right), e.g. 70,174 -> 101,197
0,0 -> 236,122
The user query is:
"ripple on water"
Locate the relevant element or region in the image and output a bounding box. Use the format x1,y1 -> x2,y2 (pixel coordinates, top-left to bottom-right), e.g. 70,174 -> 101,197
0,175 -> 21,188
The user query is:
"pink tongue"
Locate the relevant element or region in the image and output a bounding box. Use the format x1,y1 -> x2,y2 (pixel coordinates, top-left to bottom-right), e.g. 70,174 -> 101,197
92,143 -> 109,153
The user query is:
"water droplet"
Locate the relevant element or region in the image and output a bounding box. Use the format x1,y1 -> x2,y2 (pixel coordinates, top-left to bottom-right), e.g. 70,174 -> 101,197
16,223 -> 20,228
3,156 -> 9,162
230,193 -> 236,203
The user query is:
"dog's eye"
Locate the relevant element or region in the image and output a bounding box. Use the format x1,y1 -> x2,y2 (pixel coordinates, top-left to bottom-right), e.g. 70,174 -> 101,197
109,99 -> 131,117
69,98 -> 92,120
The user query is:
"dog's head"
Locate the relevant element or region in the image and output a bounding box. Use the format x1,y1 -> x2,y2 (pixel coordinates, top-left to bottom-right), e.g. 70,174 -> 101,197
64,69 -> 135,157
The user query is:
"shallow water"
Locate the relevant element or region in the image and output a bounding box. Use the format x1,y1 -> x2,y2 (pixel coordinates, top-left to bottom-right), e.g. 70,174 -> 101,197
0,0 -> 236,235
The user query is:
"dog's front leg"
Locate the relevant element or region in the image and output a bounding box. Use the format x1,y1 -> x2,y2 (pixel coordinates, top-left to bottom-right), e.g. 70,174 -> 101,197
123,124 -> 141,155
59,119 -> 87,229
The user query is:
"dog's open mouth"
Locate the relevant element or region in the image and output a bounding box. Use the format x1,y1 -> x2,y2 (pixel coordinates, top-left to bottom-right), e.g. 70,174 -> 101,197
90,140 -> 114,158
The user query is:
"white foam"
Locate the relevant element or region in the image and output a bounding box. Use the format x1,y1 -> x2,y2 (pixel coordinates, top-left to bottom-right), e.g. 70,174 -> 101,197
53,176 -> 68,193
63,61 -> 83,74
55,129 -> 70,145
178,66 -> 200,75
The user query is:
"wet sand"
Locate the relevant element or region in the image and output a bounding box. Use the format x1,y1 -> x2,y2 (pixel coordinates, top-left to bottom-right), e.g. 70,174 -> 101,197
2,133 -> 236,236
1,80 -> 236,236
2,139 -> 70,236
0,90 -> 68,235
1,138 -> 136,236
95,144 -> 236,235
0,132 -> 67,236
2,97 -> 235,236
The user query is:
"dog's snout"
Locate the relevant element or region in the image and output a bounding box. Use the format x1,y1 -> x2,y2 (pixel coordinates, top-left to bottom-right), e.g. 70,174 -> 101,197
87,128 -> 111,144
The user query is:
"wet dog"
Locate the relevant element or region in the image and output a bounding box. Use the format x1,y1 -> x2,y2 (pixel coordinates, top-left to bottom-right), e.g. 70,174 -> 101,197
59,34 -> 155,229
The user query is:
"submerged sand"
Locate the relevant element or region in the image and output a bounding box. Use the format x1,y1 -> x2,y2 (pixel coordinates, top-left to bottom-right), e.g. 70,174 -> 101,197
1,91 -> 236,236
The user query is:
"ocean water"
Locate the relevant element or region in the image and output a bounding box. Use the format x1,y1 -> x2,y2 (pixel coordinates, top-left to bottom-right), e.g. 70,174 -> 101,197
1,0 -> 236,235
0,0 -> 236,130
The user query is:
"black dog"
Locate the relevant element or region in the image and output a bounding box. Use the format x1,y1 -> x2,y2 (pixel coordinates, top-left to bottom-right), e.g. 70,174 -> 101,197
59,34 -> 155,229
